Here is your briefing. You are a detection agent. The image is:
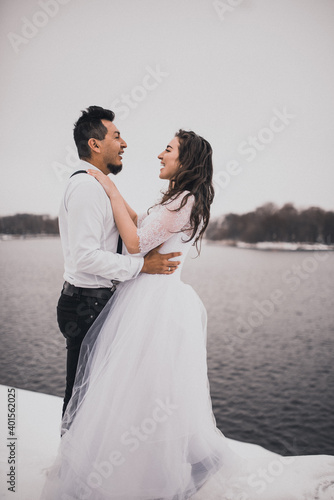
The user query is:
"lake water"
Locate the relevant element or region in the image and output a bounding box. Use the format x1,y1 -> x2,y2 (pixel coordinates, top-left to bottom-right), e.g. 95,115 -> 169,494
1,238 -> 333,456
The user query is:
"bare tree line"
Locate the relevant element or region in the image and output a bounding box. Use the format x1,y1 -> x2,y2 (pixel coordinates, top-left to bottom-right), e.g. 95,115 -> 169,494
0,214 -> 59,235
206,203 -> 334,244
1,204 -> 334,244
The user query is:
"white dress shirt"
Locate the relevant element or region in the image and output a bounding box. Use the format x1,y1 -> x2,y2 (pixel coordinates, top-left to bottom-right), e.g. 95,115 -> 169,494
58,160 -> 144,288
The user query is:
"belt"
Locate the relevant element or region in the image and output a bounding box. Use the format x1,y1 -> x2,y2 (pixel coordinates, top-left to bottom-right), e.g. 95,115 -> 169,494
62,281 -> 116,298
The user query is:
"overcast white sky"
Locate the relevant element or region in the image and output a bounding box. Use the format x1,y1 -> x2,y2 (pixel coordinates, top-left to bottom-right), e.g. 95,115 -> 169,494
1,0 -> 334,218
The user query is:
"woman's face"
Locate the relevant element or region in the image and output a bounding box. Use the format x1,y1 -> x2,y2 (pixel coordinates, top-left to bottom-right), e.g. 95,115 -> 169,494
158,137 -> 180,180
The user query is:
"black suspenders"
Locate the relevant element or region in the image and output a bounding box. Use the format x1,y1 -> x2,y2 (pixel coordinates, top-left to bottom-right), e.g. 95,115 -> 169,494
70,170 -> 123,254
70,170 -> 89,177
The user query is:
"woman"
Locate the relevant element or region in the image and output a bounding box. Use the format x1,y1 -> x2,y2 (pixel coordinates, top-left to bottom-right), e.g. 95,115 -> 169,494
42,130 -> 334,500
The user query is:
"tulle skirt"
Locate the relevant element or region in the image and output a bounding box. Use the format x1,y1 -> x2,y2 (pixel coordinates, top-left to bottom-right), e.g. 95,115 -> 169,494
41,274 -> 334,500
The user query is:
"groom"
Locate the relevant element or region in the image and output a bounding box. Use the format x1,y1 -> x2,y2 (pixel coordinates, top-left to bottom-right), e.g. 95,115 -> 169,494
57,106 -> 181,415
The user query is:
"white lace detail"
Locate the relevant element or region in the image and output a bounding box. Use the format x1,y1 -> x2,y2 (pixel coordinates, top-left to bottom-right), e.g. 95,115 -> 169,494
137,192 -> 194,254
137,212 -> 149,229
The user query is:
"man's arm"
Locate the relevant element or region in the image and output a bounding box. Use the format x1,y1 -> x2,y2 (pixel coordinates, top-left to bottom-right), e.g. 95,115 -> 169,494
66,180 -> 143,281
65,179 -> 180,279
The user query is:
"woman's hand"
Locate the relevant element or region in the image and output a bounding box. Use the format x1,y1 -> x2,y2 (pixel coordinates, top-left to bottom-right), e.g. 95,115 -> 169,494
87,169 -> 118,198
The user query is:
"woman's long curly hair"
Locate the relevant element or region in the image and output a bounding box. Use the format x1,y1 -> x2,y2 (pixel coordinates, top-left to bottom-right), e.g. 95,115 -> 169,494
158,129 -> 215,253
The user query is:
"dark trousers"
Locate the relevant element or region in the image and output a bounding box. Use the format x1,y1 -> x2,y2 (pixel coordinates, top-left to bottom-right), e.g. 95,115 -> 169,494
57,288 -> 113,416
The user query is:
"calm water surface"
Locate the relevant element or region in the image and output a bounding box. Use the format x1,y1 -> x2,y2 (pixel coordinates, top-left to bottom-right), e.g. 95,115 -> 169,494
1,238 -> 333,455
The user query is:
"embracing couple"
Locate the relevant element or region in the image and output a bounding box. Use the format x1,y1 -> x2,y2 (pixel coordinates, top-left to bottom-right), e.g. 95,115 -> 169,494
42,106 -> 334,500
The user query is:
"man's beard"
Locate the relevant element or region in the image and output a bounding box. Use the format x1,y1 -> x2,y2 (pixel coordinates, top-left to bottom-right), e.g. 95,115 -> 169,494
107,163 -> 123,175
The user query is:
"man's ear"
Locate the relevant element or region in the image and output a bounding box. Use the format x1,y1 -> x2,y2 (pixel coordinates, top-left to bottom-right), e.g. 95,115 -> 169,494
88,138 -> 100,154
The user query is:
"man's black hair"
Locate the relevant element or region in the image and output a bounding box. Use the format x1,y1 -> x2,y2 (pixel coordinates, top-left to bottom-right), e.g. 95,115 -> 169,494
73,106 -> 115,159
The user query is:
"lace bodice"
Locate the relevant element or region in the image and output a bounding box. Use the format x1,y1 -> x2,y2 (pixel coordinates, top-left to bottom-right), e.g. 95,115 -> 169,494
137,192 -> 195,256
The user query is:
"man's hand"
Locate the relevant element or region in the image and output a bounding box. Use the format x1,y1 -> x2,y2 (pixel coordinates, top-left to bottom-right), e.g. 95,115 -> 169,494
141,245 -> 182,275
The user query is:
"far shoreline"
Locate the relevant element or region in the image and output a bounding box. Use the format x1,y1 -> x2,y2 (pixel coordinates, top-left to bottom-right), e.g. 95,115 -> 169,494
205,239 -> 334,252
0,234 -> 60,240
1,234 -> 334,252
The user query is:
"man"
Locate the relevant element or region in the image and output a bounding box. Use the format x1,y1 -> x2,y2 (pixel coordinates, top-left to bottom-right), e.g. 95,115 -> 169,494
57,106 -> 181,415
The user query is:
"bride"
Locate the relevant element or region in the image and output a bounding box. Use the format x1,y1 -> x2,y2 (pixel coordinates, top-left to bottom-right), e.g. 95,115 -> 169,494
42,130 -> 334,500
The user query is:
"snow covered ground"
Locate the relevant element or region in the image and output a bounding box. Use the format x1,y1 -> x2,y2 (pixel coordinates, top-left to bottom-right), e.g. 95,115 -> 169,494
0,385 -> 273,500
1,385 -> 334,500
0,385 -> 61,500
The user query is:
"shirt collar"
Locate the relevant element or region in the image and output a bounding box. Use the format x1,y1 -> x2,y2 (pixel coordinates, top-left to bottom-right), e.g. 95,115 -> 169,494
77,159 -> 100,172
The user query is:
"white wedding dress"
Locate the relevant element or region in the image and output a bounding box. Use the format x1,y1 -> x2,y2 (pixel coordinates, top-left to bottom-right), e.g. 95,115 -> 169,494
41,192 -> 334,500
